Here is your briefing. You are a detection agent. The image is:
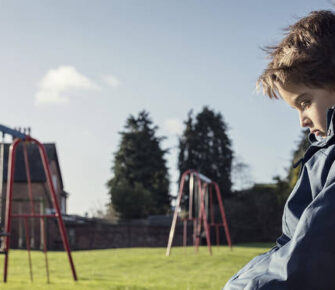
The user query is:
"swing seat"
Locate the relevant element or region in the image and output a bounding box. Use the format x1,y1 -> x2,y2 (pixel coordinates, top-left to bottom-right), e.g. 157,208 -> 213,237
0,249 -> 7,254
0,233 -> 9,254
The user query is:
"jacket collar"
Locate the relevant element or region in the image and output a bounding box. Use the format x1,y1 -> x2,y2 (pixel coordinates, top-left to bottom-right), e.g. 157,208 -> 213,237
293,107 -> 335,169
308,106 -> 335,147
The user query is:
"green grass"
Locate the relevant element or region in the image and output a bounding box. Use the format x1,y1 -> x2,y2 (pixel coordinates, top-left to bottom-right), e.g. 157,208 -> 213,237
0,243 -> 272,289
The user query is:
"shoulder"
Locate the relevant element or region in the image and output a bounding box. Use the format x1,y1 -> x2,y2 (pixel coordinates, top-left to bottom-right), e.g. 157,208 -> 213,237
306,143 -> 335,167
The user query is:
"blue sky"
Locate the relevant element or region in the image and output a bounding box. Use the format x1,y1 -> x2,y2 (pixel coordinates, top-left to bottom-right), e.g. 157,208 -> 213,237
0,0 -> 333,215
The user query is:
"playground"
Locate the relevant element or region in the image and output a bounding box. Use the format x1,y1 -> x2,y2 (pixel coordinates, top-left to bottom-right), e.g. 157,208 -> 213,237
0,244 -> 272,289
0,124 -> 274,290
0,123 -> 239,287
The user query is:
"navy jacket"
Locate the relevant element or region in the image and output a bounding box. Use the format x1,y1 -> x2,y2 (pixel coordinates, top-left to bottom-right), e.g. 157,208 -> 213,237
224,108 -> 335,290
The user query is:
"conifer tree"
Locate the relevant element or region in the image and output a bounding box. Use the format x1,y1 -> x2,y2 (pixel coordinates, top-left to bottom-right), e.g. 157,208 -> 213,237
107,111 -> 170,219
287,130 -> 310,189
272,130 -> 309,205
178,107 -> 233,198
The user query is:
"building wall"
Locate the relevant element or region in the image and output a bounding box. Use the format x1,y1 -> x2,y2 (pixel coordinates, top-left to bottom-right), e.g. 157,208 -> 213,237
1,159 -> 65,250
49,160 -> 67,214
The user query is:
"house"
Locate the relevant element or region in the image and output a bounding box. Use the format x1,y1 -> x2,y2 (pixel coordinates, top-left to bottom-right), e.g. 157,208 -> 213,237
0,142 -> 68,249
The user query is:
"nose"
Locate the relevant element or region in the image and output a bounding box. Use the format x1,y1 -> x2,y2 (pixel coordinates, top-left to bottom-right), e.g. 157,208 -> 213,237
299,111 -> 311,128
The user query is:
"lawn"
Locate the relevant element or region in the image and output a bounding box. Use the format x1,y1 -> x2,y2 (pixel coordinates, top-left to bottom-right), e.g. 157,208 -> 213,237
0,243 -> 272,290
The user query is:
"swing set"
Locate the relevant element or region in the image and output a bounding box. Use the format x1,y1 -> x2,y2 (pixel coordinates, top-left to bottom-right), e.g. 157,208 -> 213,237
0,124 -> 77,282
166,169 -> 232,256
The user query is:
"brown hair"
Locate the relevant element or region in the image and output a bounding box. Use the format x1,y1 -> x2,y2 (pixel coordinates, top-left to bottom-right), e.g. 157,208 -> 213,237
257,10 -> 335,99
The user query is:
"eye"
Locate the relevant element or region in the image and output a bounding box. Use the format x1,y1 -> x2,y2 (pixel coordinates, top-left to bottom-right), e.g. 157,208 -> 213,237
300,100 -> 311,110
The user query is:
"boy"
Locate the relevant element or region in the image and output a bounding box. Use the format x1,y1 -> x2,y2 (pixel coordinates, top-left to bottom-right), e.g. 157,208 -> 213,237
224,10 -> 335,290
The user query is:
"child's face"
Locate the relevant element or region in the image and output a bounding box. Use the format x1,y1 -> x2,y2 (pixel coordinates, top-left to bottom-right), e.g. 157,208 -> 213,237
277,82 -> 335,137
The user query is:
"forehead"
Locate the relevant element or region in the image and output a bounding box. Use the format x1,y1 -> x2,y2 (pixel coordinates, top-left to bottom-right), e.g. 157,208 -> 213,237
276,82 -> 335,110
276,82 -> 310,105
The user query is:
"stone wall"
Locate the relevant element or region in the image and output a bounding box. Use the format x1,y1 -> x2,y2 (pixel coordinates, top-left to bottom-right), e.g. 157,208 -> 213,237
8,215 -> 227,250
61,219 -> 194,250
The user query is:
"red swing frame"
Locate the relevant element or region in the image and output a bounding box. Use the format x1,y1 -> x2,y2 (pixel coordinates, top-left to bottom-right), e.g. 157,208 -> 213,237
2,136 -> 77,282
166,169 -> 232,256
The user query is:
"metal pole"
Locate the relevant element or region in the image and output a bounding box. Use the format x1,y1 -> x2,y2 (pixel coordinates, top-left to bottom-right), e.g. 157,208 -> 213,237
193,219 -> 196,245
166,170 -> 191,256
3,139 -> 20,282
209,185 -> 214,225
197,183 -> 212,255
214,183 -> 232,249
0,133 -> 4,227
18,204 -> 23,248
23,143 -> 35,215
183,219 -> 187,248
41,218 -> 50,283
34,138 -> 77,280
23,217 -> 33,282
23,142 -> 36,250
188,174 -> 193,219
194,173 -> 204,252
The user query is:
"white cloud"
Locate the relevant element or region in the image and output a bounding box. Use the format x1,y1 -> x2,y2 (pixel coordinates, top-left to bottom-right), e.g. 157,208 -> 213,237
101,75 -> 121,88
163,118 -> 183,136
35,65 -> 100,105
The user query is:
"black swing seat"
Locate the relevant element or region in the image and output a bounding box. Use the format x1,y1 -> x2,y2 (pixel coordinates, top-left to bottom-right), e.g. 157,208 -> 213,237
0,232 -> 9,254
0,249 -> 7,254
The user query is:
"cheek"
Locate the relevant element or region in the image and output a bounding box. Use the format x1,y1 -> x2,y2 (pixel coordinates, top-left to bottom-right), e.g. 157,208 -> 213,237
314,107 -> 328,128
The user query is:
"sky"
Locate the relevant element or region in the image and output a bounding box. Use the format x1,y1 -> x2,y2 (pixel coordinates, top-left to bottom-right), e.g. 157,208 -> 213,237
0,0 -> 333,216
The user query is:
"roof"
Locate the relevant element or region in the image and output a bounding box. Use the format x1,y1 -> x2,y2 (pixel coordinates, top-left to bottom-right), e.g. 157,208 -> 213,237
1,143 -> 63,187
